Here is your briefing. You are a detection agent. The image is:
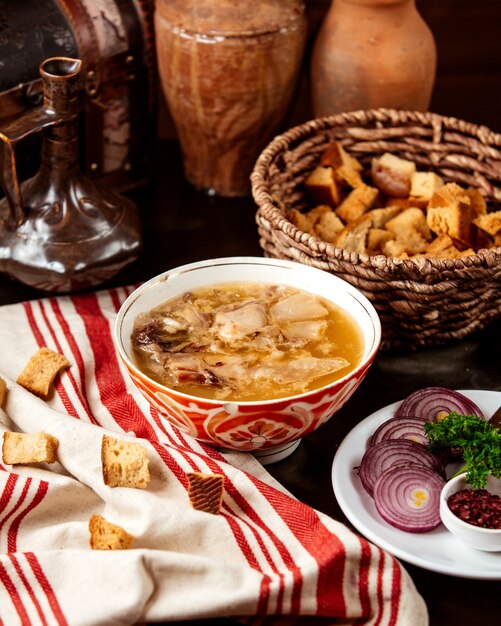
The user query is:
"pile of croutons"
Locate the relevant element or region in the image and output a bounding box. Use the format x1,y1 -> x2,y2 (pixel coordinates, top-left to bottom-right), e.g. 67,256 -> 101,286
287,141 -> 501,259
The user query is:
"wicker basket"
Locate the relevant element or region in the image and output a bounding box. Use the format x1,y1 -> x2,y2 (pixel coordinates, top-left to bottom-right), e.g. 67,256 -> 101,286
251,108 -> 501,351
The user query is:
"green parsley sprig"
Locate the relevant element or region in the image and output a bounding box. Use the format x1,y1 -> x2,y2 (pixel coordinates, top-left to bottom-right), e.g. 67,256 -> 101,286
424,412 -> 501,489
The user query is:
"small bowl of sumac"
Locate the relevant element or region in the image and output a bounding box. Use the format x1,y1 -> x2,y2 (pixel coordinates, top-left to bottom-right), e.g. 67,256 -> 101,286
440,473 -> 501,552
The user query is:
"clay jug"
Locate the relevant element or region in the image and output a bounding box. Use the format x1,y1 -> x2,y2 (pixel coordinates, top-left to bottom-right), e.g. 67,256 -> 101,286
0,57 -> 142,293
155,0 -> 307,197
310,0 -> 437,117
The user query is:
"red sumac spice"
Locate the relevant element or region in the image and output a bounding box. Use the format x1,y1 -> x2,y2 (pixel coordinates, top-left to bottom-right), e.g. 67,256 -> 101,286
448,488 -> 501,529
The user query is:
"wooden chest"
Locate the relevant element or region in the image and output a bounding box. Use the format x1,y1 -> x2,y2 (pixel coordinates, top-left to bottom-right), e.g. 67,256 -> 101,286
0,0 -> 156,192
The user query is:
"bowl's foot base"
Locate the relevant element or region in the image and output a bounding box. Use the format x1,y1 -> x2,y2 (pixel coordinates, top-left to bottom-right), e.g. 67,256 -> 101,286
251,439 -> 301,465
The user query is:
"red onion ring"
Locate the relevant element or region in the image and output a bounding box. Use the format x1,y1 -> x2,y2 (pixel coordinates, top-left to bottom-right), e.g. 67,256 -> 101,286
369,416 -> 429,447
395,387 -> 484,421
373,464 -> 445,532
359,439 -> 445,496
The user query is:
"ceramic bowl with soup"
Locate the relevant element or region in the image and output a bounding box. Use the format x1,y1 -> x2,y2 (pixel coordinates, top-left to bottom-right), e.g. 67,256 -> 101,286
114,257 -> 381,462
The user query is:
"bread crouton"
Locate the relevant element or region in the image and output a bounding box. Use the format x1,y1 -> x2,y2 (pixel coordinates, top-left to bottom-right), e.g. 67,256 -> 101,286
313,210 -> 345,242
317,141 -> 364,189
426,183 -> 475,247
335,215 -> 372,254
287,205 -> 334,235
335,184 -> 378,223
384,196 -> 429,210
320,141 -> 363,172
17,347 -> 70,400
2,431 -> 59,465
307,204 -> 333,223
367,228 -> 395,255
187,472 -> 225,514
473,210 -> 501,236
471,224 -> 494,250
410,171 -> 444,201
101,435 -> 150,489
89,514 -> 134,550
365,206 -> 402,228
385,208 -> 433,255
385,207 -> 432,239
304,165 -> 341,206
335,164 -> 364,189
427,182 -> 469,210
424,234 -> 475,258
382,239 -> 411,258
464,188 -> 487,218
0,377 -> 7,407
371,153 -> 416,198
287,208 -> 315,233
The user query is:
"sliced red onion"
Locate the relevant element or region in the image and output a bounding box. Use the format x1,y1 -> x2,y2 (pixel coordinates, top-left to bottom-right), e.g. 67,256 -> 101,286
369,416 -> 429,447
359,439 -> 445,497
373,464 -> 446,532
395,387 -> 484,421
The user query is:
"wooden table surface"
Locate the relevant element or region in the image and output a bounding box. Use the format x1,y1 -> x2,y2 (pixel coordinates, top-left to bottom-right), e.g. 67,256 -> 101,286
0,140 -> 499,626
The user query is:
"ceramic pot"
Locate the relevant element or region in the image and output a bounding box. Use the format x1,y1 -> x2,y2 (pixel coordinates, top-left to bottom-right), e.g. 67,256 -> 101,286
311,0 -> 436,117
154,0 -> 307,197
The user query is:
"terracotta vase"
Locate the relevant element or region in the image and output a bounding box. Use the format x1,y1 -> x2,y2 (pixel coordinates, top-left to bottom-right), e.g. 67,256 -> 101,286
154,0 -> 307,197
310,0 -> 437,117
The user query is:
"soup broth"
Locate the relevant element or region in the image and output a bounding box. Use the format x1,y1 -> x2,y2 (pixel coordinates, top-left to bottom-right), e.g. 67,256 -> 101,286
131,283 -> 363,402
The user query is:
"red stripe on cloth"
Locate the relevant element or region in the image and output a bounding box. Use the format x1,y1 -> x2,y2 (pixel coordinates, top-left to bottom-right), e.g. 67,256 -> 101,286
25,553 -> 68,626
357,536 -> 372,618
150,411 -> 226,462
8,481 -> 49,554
48,298 -> 97,424
71,292 -> 157,439
151,442 -> 272,613
109,288 -> 123,313
151,441 -> 199,486
165,428 -> 300,613
250,484 -> 347,618
0,476 -> 28,541
147,405 -> 172,440
109,287 -> 130,313
0,560 -> 31,624
373,549 -> 386,626
222,513 -> 272,615
9,554 -> 49,626
213,475 -> 293,613
388,555 -> 402,626
0,473 -> 18,527
37,299 -> 90,421
156,425 -> 301,614
22,302 -> 77,419
188,457 -> 295,612
370,549 -> 402,626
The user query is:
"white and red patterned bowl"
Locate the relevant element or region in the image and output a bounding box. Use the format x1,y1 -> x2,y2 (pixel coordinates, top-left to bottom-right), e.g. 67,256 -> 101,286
114,257 -> 381,462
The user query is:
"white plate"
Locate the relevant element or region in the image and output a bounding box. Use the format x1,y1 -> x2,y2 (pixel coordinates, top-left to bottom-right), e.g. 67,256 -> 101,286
331,389 -> 501,580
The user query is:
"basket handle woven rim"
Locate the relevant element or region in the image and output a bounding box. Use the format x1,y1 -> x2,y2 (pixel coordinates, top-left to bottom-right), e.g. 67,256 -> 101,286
250,107 -> 501,274
252,108 -> 501,173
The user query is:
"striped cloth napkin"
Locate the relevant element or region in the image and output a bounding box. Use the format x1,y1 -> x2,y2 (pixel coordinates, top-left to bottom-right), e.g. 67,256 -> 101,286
0,287 -> 427,626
